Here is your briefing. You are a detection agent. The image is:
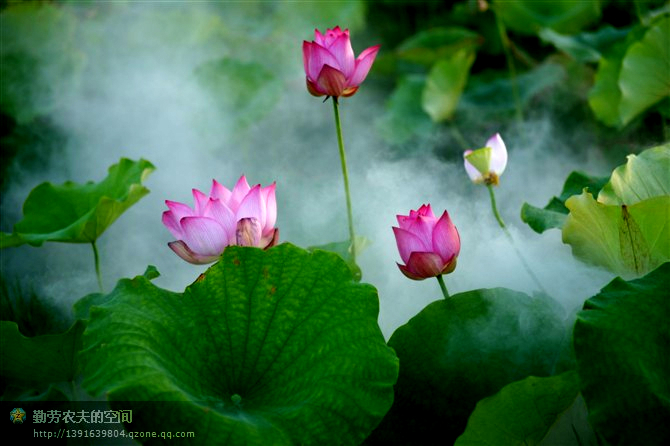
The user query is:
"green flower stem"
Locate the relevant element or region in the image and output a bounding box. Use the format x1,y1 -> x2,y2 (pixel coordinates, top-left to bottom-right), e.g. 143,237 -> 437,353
436,275 -> 450,300
332,97 -> 357,263
495,12 -> 523,125
487,185 -> 548,295
487,184 -> 506,229
91,241 -> 103,293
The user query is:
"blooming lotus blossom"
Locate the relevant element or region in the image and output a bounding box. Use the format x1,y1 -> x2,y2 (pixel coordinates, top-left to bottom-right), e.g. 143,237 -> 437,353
463,133 -> 508,185
393,204 -> 460,280
162,176 -> 278,264
302,26 -> 380,98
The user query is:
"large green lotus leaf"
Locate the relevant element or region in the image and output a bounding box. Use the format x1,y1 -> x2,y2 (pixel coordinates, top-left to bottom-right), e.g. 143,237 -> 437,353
588,22 -> 661,128
618,16 -> 670,126
587,37 -> 629,127
574,263 -> 670,445
195,58 -> 282,132
1,320 -> 84,385
421,49 -> 475,122
563,193 -> 670,279
521,170 -> 609,233
538,25 -> 629,63
598,144 -> 670,206
376,75 -> 435,145
455,371 -> 580,446
73,265 -> 159,321
367,288 -> 571,445
80,244 -> 398,446
1,158 -> 154,248
493,0 -> 601,35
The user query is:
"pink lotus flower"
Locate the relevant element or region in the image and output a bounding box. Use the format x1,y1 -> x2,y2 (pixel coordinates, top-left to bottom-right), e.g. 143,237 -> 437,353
393,204 -> 460,280
463,133 -> 508,186
162,176 -> 278,264
302,26 -> 380,98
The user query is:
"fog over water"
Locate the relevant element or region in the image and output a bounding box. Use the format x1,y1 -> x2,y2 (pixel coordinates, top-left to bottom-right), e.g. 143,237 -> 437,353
1,2 -> 617,338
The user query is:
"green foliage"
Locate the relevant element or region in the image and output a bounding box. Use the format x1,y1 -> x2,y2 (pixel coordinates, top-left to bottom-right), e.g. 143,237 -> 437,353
618,16 -> 670,126
598,144 -> 670,205
494,0 -> 602,35
574,263 -> 670,445
564,194 -> 669,279
521,171 -> 609,233
422,49 -> 476,123
1,158 -> 154,248
588,28 -> 643,127
195,58 -> 282,132
273,0 -> 366,37
0,114 -> 68,192
539,25 -> 629,63
562,144 -> 670,278
375,75 -> 434,145
0,1 -> 84,123
1,384 -> 70,402
0,276 -> 70,336
589,16 -> 670,127
307,236 -> 371,282
395,27 -> 482,70
522,145 -> 669,277
369,288 -> 571,445
455,371 -> 580,445
81,243 -> 398,446
520,203 -> 569,234
459,63 -> 565,118
377,26 -> 481,141
72,265 -> 159,321
1,320 -> 84,386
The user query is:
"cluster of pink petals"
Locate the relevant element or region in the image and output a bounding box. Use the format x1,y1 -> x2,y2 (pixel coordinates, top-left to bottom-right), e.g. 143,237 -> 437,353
463,133 -> 508,185
303,26 -> 380,98
393,204 -> 461,280
162,176 -> 278,264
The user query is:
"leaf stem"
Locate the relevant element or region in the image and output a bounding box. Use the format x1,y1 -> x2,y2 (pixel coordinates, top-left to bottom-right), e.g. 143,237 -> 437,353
332,97 -> 357,263
487,185 -> 548,295
436,275 -> 450,300
634,0 -> 645,25
450,123 -> 470,151
91,241 -> 103,293
495,12 -> 523,125
69,379 -> 80,402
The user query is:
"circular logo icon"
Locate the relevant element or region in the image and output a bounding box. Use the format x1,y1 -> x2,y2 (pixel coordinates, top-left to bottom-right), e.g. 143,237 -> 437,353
10,408 -> 26,424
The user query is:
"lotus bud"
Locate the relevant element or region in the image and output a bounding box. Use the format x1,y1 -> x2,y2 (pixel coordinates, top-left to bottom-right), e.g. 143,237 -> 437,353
463,133 -> 508,186
302,26 -> 380,98
392,204 -> 460,280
